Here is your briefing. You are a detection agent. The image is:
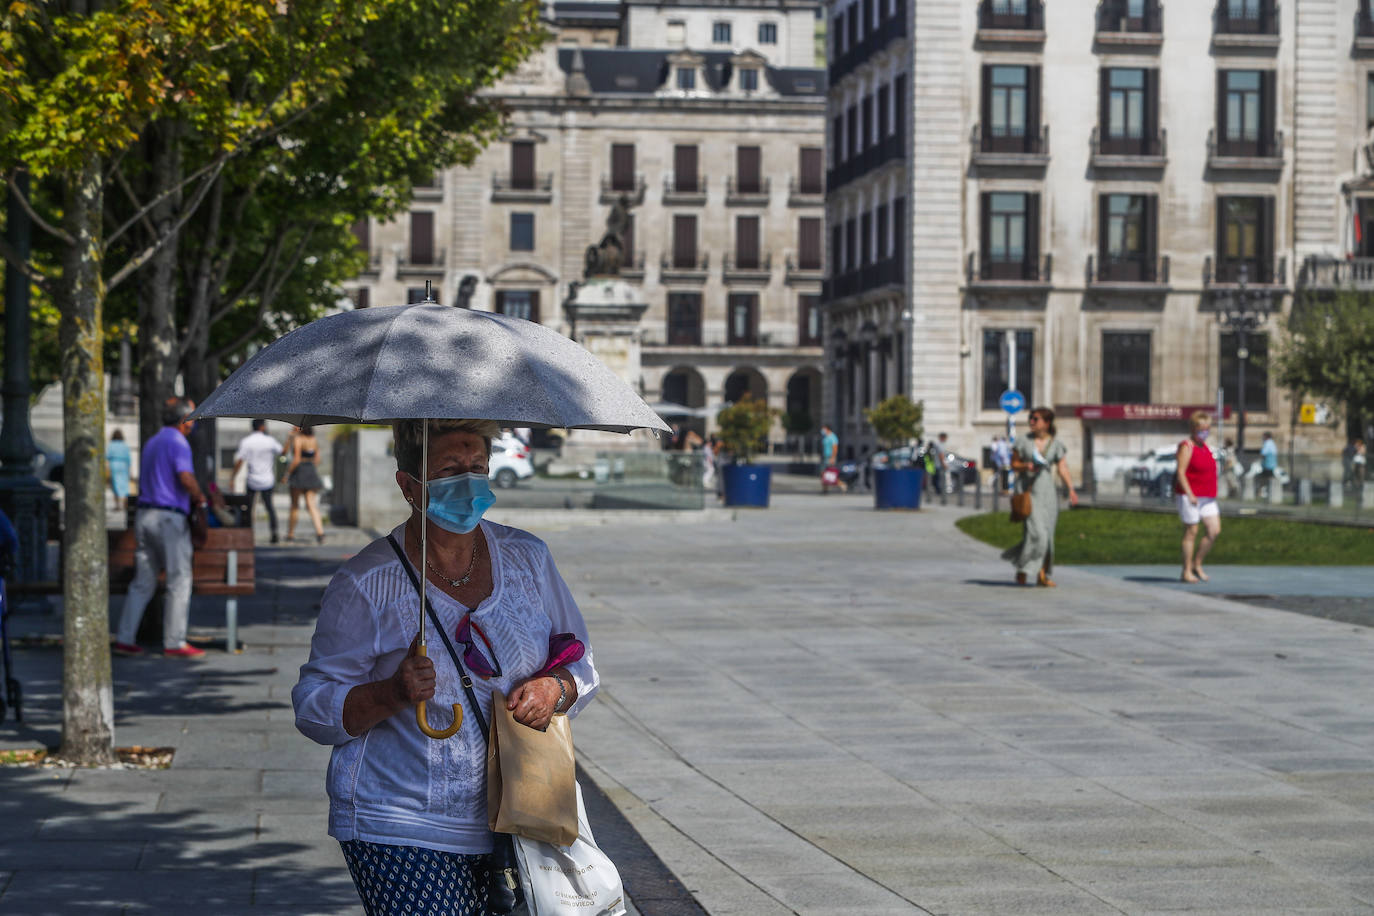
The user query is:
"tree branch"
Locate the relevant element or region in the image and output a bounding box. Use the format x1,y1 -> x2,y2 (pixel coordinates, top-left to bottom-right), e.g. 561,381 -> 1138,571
208,225 -> 317,365
105,161 -> 225,292
0,236 -> 54,293
104,154 -> 226,250
112,164 -> 158,241
7,173 -> 75,245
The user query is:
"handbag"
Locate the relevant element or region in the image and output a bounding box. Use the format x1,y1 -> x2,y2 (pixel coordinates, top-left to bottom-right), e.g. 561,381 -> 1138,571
189,503 -> 209,548
1009,491 -> 1032,522
512,782 -> 626,916
821,466 -> 839,486
386,536 -> 524,914
488,690 -> 579,846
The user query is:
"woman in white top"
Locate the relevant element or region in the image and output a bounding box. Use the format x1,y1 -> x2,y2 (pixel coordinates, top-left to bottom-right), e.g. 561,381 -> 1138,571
293,418 -> 598,915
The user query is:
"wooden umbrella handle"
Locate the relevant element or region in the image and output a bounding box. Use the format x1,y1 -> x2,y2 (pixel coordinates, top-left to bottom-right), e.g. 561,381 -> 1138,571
414,645 -> 462,739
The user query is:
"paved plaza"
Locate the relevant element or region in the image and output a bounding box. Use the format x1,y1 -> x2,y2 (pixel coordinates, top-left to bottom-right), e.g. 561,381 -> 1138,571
3,492 -> 1374,914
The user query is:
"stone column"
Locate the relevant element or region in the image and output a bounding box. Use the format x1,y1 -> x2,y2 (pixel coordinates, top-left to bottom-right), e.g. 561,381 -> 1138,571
561,278 -> 654,464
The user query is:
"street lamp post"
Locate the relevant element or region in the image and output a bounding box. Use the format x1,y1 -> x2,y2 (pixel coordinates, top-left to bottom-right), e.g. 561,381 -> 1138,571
1214,263 -> 1275,465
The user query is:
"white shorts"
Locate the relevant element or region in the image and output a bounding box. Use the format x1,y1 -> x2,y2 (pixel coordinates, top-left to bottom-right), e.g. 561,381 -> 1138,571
1178,495 -> 1219,526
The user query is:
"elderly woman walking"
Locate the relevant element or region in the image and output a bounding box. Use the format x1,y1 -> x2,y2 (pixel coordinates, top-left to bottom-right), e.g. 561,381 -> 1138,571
1003,407 -> 1078,587
1176,410 -> 1221,583
293,418 -> 598,915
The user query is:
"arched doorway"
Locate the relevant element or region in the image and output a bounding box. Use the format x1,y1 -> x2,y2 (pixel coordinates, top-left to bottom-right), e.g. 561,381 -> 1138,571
784,368 -> 822,456
661,366 -> 707,445
724,367 -> 767,405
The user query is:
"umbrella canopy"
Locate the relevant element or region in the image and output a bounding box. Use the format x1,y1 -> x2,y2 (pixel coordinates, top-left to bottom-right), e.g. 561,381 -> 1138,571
192,303 -> 670,434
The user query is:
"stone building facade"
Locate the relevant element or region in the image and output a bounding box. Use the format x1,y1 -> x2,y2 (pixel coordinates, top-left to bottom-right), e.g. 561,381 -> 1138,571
347,0 -> 827,442
825,0 -> 1361,474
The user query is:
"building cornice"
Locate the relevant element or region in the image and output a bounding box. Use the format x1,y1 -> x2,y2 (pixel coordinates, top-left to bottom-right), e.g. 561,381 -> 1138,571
497,94 -> 826,115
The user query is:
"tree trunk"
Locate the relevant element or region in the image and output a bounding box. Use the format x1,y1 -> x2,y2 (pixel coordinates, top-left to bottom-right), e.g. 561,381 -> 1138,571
57,155 -> 116,765
137,124 -> 182,446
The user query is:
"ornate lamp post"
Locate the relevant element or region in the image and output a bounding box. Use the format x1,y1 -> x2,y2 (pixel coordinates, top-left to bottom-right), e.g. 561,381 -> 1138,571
1214,263 -> 1275,463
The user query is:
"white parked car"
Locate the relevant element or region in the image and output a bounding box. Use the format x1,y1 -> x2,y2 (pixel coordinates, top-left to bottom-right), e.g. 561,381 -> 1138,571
489,434 -> 535,489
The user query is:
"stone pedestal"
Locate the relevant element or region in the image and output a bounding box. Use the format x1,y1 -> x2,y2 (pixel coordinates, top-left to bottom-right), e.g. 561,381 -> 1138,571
560,279 -> 658,467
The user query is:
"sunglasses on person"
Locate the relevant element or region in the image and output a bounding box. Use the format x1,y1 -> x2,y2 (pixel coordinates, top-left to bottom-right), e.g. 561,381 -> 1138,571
456,612 -> 502,679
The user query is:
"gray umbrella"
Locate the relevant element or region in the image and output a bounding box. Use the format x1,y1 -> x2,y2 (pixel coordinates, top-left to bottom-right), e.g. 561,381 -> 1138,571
192,300 -> 668,740
192,302 -> 671,433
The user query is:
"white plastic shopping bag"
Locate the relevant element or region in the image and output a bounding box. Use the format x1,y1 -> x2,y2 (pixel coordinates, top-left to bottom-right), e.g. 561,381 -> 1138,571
512,782 -> 626,916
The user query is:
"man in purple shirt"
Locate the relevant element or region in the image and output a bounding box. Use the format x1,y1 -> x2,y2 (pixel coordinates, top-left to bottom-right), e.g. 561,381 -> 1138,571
114,398 -> 208,658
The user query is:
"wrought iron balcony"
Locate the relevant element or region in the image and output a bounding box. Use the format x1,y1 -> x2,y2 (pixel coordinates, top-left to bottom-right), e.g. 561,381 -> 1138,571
619,252 -> 646,279
662,175 -> 707,205
1297,255 -> 1374,290
1207,129 -> 1283,171
977,0 -> 1045,39
828,12 -> 909,86
1095,0 -> 1164,44
725,177 -> 771,206
966,252 -> 1053,289
826,134 -> 906,192
361,250 -> 382,276
1091,126 -> 1167,169
660,252 -> 710,281
723,252 -> 773,282
825,257 -> 904,301
785,255 -> 825,284
1204,255 -> 1287,288
788,177 -> 825,206
600,175 -> 645,205
1086,254 -> 1171,287
972,124 -> 1050,168
492,172 -> 553,202
1215,0 -> 1278,36
396,249 -> 447,275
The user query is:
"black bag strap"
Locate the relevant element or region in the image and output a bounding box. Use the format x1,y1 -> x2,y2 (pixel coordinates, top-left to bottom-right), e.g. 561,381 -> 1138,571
387,534 -> 489,742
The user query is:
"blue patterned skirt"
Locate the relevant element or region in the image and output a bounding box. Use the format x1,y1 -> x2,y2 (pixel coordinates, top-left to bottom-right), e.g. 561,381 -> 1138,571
340,840 -> 491,916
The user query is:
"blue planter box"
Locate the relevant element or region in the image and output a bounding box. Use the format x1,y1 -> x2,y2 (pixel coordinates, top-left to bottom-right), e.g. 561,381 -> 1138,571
722,464 -> 772,507
874,467 -> 923,509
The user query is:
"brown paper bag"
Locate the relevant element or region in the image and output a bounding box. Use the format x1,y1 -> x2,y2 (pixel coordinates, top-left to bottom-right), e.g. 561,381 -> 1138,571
487,689 -> 579,847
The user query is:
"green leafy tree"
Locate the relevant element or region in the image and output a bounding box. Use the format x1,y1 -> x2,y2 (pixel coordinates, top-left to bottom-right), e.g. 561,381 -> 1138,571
1276,292 -> 1374,436
716,394 -> 778,464
863,395 -> 924,449
0,0 -> 389,765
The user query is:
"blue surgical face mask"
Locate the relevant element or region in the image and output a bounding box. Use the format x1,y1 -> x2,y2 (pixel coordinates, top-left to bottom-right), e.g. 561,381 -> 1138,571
411,471 -> 494,534
1195,429 -> 1210,442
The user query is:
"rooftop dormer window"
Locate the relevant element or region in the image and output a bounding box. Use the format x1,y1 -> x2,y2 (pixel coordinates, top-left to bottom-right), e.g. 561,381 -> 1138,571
677,68 -> 696,90
739,68 -> 759,92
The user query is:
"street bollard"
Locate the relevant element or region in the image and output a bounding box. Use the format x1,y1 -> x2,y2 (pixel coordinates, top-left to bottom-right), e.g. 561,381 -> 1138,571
1241,477 -> 1253,501
1269,479 -> 1284,505
1298,479 -> 1312,506
956,481 -> 965,507
1363,485 -> 1374,511
1330,481 -> 1344,509
992,482 -> 1000,514
975,477 -> 983,510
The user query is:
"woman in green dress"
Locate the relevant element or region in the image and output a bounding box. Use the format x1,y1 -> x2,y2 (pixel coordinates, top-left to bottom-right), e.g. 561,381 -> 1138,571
1003,407 -> 1078,586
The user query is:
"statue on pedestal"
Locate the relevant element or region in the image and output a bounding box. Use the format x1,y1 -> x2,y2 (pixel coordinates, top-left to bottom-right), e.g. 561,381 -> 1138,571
583,194 -> 633,279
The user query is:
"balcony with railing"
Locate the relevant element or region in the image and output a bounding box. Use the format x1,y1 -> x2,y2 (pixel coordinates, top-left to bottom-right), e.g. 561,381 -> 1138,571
786,255 -> 825,285
1298,255 -> 1374,290
600,175 -> 646,205
824,257 -> 904,302
619,252 -> 647,281
1213,0 -> 1279,48
1207,128 -> 1283,171
828,12 -> 909,86
965,252 -> 1053,291
663,175 -> 707,206
723,252 -> 772,283
491,172 -> 553,203
971,124 -> 1050,169
396,248 -> 447,276
413,176 -> 444,201
788,177 -> 825,207
1095,0 -> 1164,46
826,134 -> 906,192
1091,126 -> 1167,169
976,0 -> 1046,42
360,249 -> 382,276
660,251 -> 710,282
1204,254 -> 1288,290
1086,254 -> 1171,290
726,177 -> 771,207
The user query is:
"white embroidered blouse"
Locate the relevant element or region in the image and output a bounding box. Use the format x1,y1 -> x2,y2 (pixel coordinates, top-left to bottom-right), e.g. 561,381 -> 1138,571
292,520 -> 599,854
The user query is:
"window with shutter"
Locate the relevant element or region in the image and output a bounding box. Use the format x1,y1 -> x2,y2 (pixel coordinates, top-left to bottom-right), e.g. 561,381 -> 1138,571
1101,332 -> 1151,403
861,96 -> 873,151
860,212 -> 871,265
798,295 -> 822,346
736,147 -> 761,193
799,218 -> 822,269
509,213 -> 535,252
352,219 -> 370,252
727,294 -> 758,346
1099,194 -> 1153,281
876,204 -> 889,261
736,216 -> 760,269
611,144 -> 635,191
877,85 -> 890,139
496,290 -> 540,323
410,212 -> 434,265
982,193 -> 1030,279
675,145 -> 699,192
667,293 -> 702,345
673,215 -> 697,267
1217,196 -> 1271,282
799,148 -> 823,194
511,142 -> 535,190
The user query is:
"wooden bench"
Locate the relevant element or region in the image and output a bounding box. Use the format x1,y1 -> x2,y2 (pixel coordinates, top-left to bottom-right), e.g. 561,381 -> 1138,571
108,526 -> 256,652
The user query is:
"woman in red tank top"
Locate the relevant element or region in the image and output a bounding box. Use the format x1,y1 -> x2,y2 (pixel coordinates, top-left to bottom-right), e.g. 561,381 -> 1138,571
1176,411 -> 1221,583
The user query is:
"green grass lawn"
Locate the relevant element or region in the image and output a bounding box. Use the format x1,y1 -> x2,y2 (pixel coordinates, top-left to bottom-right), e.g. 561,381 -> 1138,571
955,507 -> 1374,566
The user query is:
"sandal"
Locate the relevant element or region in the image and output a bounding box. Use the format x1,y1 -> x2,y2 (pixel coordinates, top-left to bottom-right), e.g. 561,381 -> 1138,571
1015,572 -> 1028,586
1037,570 -> 1056,588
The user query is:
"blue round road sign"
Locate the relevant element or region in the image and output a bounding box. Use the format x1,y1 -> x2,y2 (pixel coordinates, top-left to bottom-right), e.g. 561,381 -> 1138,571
999,390 -> 1025,414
